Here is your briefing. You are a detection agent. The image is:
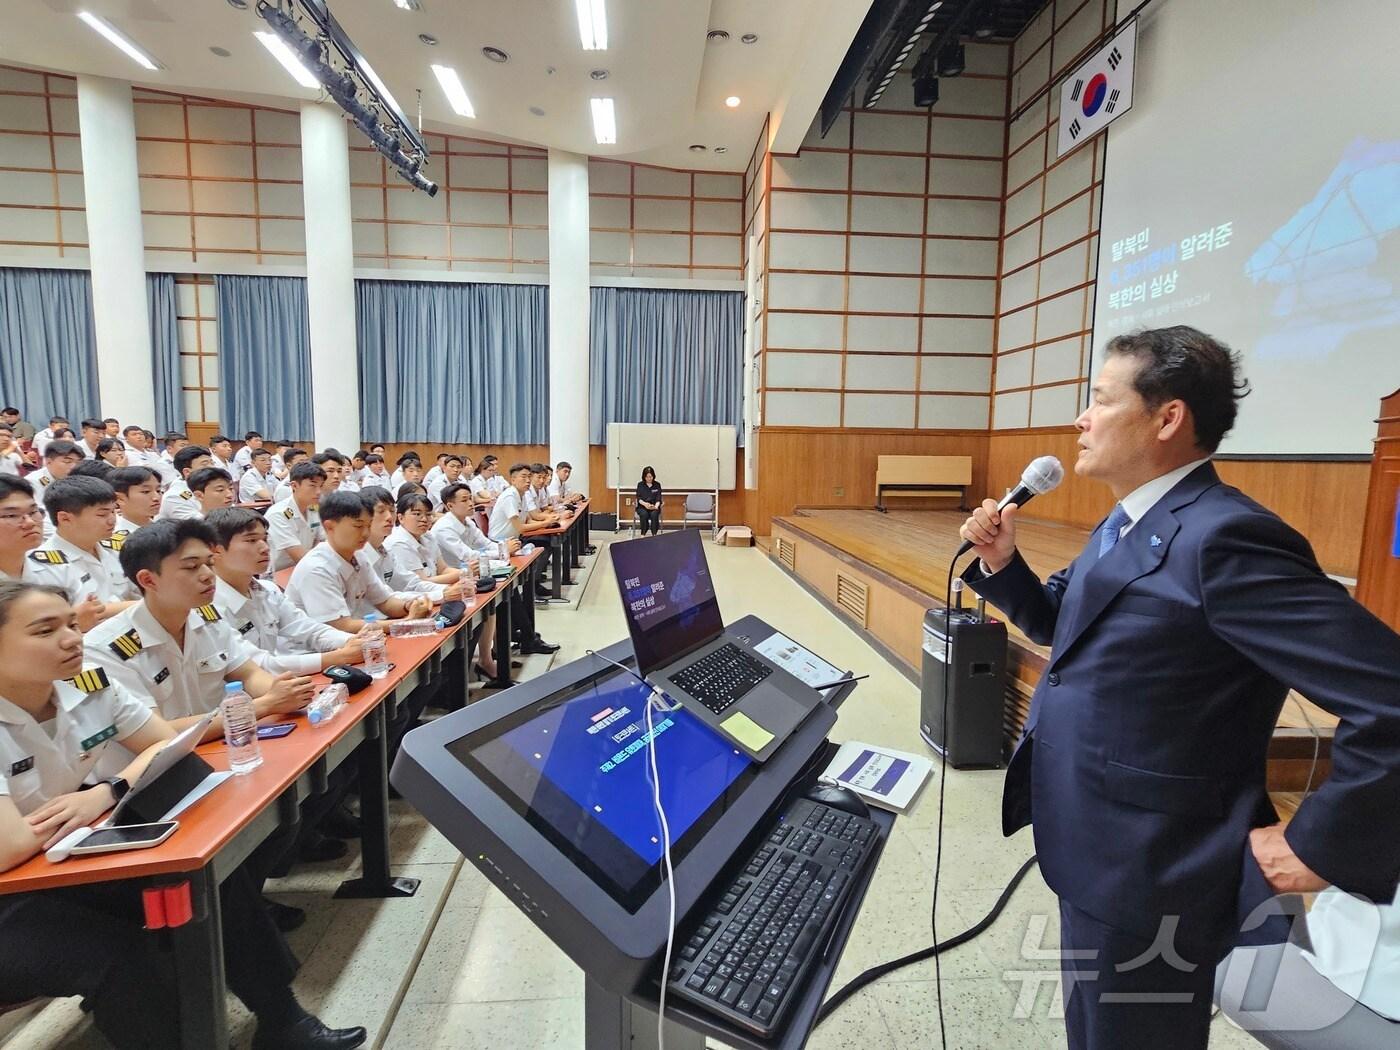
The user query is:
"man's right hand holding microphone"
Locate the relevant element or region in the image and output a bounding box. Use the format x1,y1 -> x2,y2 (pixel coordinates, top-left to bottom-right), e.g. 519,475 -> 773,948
958,500 -> 1021,575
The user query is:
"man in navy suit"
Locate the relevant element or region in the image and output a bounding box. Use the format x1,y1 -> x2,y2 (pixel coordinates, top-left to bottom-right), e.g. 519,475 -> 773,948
959,326 -> 1400,1049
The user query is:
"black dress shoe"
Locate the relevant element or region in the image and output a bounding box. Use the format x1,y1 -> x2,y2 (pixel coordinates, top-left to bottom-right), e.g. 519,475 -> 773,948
252,1016 -> 367,1050
320,805 -> 362,841
263,897 -> 306,933
298,833 -> 348,864
521,640 -> 560,655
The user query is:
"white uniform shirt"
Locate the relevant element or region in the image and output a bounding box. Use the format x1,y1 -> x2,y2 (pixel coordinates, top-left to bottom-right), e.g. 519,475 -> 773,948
488,487 -> 524,542
266,497 -> 322,570
0,672 -> 153,813
362,469 -> 391,491
0,559 -> 40,584
84,601 -> 262,720
210,454 -> 237,481
382,527 -> 451,598
32,428 -> 58,457
25,535 -> 134,604
426,475 -> 448,510
158,484 -> 203,521
271,479 -> 292,504
30,467 -> 58,540
546,477 -> 571,501
111,514 -> 146,549
432,512 -> 496,566
284,542 -> 393,623
78,439 -> 101,461
389,467 -> 407,492
1304,886 -> 1400,1021
422,465 -> 445,489
360,543 -> 441,601
0,451 -> 22,475
238,468 -> 274,503
212,575 -> 352,676
338,477 -> 361,494
522,486 -> 541,514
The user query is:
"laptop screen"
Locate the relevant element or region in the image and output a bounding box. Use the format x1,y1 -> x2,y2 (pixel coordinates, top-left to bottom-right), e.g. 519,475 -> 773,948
610,529 -> 723,678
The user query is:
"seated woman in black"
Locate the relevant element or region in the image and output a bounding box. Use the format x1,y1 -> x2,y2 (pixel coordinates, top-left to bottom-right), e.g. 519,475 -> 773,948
0,580 -> 366,1050
635,467 -> 662,536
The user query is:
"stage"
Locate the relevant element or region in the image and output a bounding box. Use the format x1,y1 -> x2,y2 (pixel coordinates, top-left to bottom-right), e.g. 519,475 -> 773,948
769,508 -> 1335,786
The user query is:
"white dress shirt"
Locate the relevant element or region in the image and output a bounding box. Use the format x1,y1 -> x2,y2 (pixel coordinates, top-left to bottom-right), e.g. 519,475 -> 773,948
284,543 -> 394,623
432,512 -> 497,566
0,673 -> 153,811
238,468 -> 274,503
266,497 -> 322,570
84,601 -> 263,720
25,534 -> 134,604
360,543 -> 442,601
211,576 -> 352,676
488,487 -> 524,541
158,484 -> 204,522
1115,457 -> 1213,538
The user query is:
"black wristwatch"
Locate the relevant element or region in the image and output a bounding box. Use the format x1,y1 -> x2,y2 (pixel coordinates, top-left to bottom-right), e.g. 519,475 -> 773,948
100,776 -> 129,803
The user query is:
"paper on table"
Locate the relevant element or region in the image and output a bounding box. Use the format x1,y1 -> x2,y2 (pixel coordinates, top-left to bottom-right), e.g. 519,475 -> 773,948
754,631 -> 843,689
720,711 -> 775,753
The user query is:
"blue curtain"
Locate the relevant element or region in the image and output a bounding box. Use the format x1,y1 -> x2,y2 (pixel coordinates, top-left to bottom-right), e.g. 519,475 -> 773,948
146,273 -> 184,434
356,279 -> 549,444
588,287 -> 744,444
215,274 -> 313,440
0,267 -> 99,422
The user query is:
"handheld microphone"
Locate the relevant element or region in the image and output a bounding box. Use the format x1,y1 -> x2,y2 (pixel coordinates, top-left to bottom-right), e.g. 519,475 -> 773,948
954,455 -> 1063,558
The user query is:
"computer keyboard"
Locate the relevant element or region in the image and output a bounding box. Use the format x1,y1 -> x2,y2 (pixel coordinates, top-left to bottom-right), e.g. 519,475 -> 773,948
665,797 -> 880,1037
669,642 -> 773,715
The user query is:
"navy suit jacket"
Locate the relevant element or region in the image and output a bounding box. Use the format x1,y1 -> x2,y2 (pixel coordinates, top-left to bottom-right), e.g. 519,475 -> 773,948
964,463 -> 1400,954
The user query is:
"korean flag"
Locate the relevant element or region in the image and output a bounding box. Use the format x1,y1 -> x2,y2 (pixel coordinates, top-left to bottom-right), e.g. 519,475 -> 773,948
1057,19 -> 1137,159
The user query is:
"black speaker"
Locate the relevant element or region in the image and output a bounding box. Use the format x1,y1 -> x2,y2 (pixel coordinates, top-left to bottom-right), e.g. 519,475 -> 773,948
920,608 -> 1007,769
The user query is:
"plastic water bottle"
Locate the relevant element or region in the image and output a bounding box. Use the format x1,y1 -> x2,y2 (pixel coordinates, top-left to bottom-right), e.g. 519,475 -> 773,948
361,612 -> 390,679
221,682 -> 262,774
389,618 -> 437,638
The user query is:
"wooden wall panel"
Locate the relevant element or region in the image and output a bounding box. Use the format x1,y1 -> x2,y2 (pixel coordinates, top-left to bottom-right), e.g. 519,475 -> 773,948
1355,393 -> 1400,628
986,427 -> 1370,578
751,426 -> 988,536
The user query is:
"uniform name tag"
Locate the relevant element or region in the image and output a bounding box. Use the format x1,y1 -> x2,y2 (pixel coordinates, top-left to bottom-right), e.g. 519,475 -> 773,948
154,667 -> 170,685
79,572 -> 92,583
80,725 -> 118,751
239,620 -> 256,635
9,757 -> 34,776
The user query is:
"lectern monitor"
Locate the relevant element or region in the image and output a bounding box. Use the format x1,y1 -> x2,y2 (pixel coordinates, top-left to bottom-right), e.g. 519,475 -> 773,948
448,670 -> 756,911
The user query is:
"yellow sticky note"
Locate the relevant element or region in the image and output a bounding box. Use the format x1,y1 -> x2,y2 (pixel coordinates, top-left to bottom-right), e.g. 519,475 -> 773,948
720,711 -> 775,753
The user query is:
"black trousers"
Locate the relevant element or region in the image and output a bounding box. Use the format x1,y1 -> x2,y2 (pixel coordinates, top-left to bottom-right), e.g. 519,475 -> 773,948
510,568 -> 539,643
0,865 -> 297,1049
1057,898 -> 1216,1050
637,507 -> 661,535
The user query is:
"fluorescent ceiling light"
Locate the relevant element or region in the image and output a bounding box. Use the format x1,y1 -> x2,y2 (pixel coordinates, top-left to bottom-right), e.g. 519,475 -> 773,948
77,11 -> 161,71
431,64 -> 475,118
576,0 -> 608,50
591,97 -> 616,144
254,30 -> 321,89
392,0 -> 422,9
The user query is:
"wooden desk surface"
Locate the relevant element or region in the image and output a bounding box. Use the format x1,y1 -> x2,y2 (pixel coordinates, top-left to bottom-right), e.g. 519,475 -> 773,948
522,499 -> 588,538
0,552 -> 546,896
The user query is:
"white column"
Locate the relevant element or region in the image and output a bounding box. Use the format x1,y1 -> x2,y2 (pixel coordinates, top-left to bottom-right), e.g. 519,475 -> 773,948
76,76 -> 155,427
300,102 -> 360,450
547,149 -> 591,495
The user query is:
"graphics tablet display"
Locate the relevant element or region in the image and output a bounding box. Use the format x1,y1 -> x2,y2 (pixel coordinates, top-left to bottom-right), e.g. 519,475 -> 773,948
448,669 -> 756,911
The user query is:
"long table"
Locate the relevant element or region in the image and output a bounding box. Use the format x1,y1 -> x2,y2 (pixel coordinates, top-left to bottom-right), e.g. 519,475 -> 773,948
0,548 -> 542,1047
523,498 -> 590,601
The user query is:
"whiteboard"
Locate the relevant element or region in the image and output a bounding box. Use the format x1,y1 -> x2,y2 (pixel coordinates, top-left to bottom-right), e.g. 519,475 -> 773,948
606,423 -> 737,490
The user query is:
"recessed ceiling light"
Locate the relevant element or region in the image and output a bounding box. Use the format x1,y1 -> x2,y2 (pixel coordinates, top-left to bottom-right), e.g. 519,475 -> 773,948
741,33 -> 758,44
392,0 -> 423,10
482,45 -> 509,63
210,46 -> 232,57
530,106 -> 546,117
254,30 -> 320,89
590,68 -> 609,81
715,146 -> 728,154
418,33 -> 438,46
226,0 -> 249,9
576,0 -> 607,51
707,30 -> 729,43
724,96 -> 740,108
689,143 -> 707,152
591,97 -> 616,144
431,64 -> 475,118
77,12 -> 162,71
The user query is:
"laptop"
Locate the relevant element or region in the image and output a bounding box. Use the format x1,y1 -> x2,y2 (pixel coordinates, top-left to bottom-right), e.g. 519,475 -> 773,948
609,529 -> 825,762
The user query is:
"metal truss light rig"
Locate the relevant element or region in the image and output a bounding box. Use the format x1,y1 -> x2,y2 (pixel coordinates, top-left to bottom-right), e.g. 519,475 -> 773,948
255,0 -> 437,195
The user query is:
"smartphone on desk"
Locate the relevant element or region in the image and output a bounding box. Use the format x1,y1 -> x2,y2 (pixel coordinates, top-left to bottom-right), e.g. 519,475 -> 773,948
70,821 -> 179,855
257,722 -> 297,739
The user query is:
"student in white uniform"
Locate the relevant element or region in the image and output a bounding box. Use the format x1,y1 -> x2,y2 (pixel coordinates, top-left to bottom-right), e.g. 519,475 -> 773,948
267,461 -> 325,570
0,579 -> 370,1050
547,460 -> 581,506
426,454 -> 465,510
232,430 -> 264,476
0,476 -> 44,583
361,453 -> 389,489
421,453 -> 449,491
29,440 -> 84,541
271,448 -> 308,504
26,477 -> 135,630
157,444 -> 212,521
77,418 -> 106,460
487,462 -> 533,542
358,489 -> 460,603
190,466 -> 236,517
207,508 -> 369,675
430,483 -> 506,567
32,415 -> 68,458
0,425 -> 24,476
208,434 -> 240,482
347,449 -> 368,486
393,459 -> 424,500
284,491 -> 433,632
83,519 -> 316,734
93,438 -> 128,470
310,451 -> 348,495
239,447 -> 276,502
109,466 -> 162,545
268,439 -> 289,481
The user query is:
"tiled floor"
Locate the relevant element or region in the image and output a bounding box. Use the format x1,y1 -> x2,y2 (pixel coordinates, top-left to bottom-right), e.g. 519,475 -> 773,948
4,536 -> 1261,1049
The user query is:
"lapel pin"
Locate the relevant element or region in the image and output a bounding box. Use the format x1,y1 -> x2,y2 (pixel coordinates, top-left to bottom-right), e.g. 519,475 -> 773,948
1150,534 -> 1162,547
